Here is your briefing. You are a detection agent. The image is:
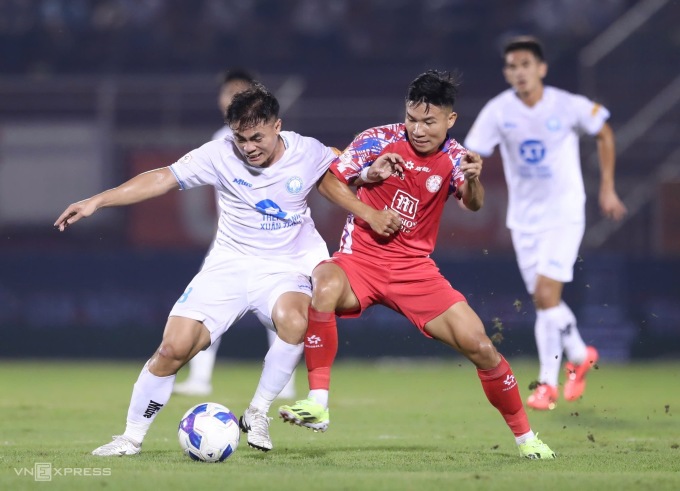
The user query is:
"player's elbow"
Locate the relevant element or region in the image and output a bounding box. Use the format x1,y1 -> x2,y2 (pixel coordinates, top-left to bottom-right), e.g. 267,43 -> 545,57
465,197 -> 483,212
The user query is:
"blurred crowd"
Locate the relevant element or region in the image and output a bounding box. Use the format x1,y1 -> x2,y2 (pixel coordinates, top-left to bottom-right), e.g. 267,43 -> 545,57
0,0 -> 629,75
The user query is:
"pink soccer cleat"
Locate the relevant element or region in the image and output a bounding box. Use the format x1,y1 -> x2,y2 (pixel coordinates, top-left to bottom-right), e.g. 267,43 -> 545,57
563,346 -> 599,401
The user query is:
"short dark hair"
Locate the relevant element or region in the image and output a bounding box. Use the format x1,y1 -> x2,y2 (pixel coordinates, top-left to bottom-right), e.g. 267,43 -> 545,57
503,36 -> 545,61
218,68 -> 255,87
225,82 -> 280,129
406,70 -> 459,109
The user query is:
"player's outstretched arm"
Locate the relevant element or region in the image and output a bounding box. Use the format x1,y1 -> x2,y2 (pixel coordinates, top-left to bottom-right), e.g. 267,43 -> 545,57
317,171 -> 401,237
596,123 -> 627,221
458,151 -> 485,211
54,167 -> 180,231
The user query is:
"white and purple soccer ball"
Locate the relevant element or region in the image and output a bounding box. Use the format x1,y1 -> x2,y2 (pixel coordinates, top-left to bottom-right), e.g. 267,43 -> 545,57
178,402 -> 240,462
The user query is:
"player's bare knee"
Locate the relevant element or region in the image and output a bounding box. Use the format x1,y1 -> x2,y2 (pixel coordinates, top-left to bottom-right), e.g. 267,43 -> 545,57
274,312 -> 307,344
533,281 -> 561,309
312,267 -> 345,305
477,340 -> 499,364
462,336 -> 498,367
533,291 -> 551,310
312,279 -> 343,310
157,342 -> 191,367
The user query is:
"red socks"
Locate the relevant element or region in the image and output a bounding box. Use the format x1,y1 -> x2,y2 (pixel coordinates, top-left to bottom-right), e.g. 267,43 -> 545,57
305,307 -> 338,390
304,307 -> 530,438
477,356 -> 531,437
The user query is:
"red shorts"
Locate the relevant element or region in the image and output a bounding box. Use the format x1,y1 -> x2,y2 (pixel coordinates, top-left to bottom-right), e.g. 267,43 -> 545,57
322,252 -> 467,337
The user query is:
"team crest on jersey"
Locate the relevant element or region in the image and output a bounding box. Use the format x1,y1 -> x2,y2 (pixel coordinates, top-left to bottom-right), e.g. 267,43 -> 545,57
178,153 -> 192,164
286,176 -> 304,194
426,175 -> 443,193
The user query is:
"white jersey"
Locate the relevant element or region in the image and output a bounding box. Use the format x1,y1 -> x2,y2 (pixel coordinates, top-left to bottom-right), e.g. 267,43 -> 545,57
169,131 -> 334,273
212,125 -> 232,141
464,86 -> 610,232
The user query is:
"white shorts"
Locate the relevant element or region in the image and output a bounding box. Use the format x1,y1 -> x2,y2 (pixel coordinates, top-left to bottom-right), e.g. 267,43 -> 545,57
510,223 -> 585,294
168,249 -> 317,345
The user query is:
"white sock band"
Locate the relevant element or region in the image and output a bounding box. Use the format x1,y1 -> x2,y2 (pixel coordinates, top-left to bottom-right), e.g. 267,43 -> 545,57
124,362 -> 176,443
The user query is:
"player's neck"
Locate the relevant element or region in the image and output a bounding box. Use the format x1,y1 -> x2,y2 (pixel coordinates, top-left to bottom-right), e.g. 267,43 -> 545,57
516,84 -> 544,107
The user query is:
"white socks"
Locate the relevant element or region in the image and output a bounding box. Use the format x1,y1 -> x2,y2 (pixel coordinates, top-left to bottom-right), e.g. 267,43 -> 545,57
185,337 -> 221,385
535,302 -> 587,386
185,330 -> 296,395
267,328 -> 297,396
535,306 -> 563,386
515,430 -> 536,445
558,302 -> 587,365
124,362 -> 176,444
249,336 -> 303,413
308,389 -> 329,409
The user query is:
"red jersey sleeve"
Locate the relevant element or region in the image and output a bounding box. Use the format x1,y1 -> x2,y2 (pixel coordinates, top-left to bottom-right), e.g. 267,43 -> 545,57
330,124 -> 406,184
444,139 -> 467,199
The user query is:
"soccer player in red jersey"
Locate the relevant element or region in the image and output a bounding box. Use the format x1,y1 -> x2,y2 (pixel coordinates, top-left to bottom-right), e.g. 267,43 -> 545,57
280,70 -> 555,459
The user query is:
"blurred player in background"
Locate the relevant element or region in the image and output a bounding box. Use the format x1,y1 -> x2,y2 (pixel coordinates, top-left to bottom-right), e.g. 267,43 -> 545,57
464,36 -> 627,410
173,69 -> 297,400
55,83 -> 336,453
280,70 -> 556,459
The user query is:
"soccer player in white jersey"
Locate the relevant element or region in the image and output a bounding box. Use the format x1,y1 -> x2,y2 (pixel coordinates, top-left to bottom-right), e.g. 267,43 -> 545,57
464,36 -> 627,410
54,83 -> 336,453
173,69 -> 297,400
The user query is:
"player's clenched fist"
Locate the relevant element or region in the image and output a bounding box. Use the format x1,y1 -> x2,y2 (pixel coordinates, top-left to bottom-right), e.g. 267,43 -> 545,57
599,188 -> 627,221
365,208 -> 402,237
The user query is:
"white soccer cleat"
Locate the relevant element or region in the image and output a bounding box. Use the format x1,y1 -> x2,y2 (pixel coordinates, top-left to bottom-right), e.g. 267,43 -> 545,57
91,435 -> 141,456
172,380 -> 212,396
239,406 -> 273,452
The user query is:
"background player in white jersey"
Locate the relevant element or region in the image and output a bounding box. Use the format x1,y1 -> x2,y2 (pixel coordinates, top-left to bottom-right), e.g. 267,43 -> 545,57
464,36 -> 627,410
54,83 -> 336,453
173,69 -> 297,400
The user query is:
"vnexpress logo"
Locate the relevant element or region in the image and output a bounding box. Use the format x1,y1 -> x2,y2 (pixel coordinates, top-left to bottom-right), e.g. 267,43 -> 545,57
13,463 -> 52,481
14,463 -> 112,481
35,463 -> 51,482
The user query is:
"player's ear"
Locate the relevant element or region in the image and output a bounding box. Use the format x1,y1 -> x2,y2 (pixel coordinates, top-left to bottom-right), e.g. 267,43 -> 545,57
274,118 -> 282,133
447,111 -> 458,129
539,61 -> 548,79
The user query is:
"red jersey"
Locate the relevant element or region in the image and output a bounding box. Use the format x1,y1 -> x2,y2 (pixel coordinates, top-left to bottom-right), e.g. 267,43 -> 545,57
331,123 -> 467,259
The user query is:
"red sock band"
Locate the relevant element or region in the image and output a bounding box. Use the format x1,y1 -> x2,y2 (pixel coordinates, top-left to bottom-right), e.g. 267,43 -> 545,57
305,306 -> 338,390
477,356 -> 531,437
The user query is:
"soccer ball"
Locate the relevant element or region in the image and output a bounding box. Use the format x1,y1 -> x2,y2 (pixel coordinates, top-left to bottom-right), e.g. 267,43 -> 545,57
178,402 -> 241,462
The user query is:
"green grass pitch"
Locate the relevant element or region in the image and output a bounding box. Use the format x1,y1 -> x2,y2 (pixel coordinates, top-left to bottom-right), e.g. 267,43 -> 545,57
1,359 -> 679,490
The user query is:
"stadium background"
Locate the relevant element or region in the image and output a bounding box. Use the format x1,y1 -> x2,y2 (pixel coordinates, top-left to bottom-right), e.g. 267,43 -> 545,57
0,0 -> 678,362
